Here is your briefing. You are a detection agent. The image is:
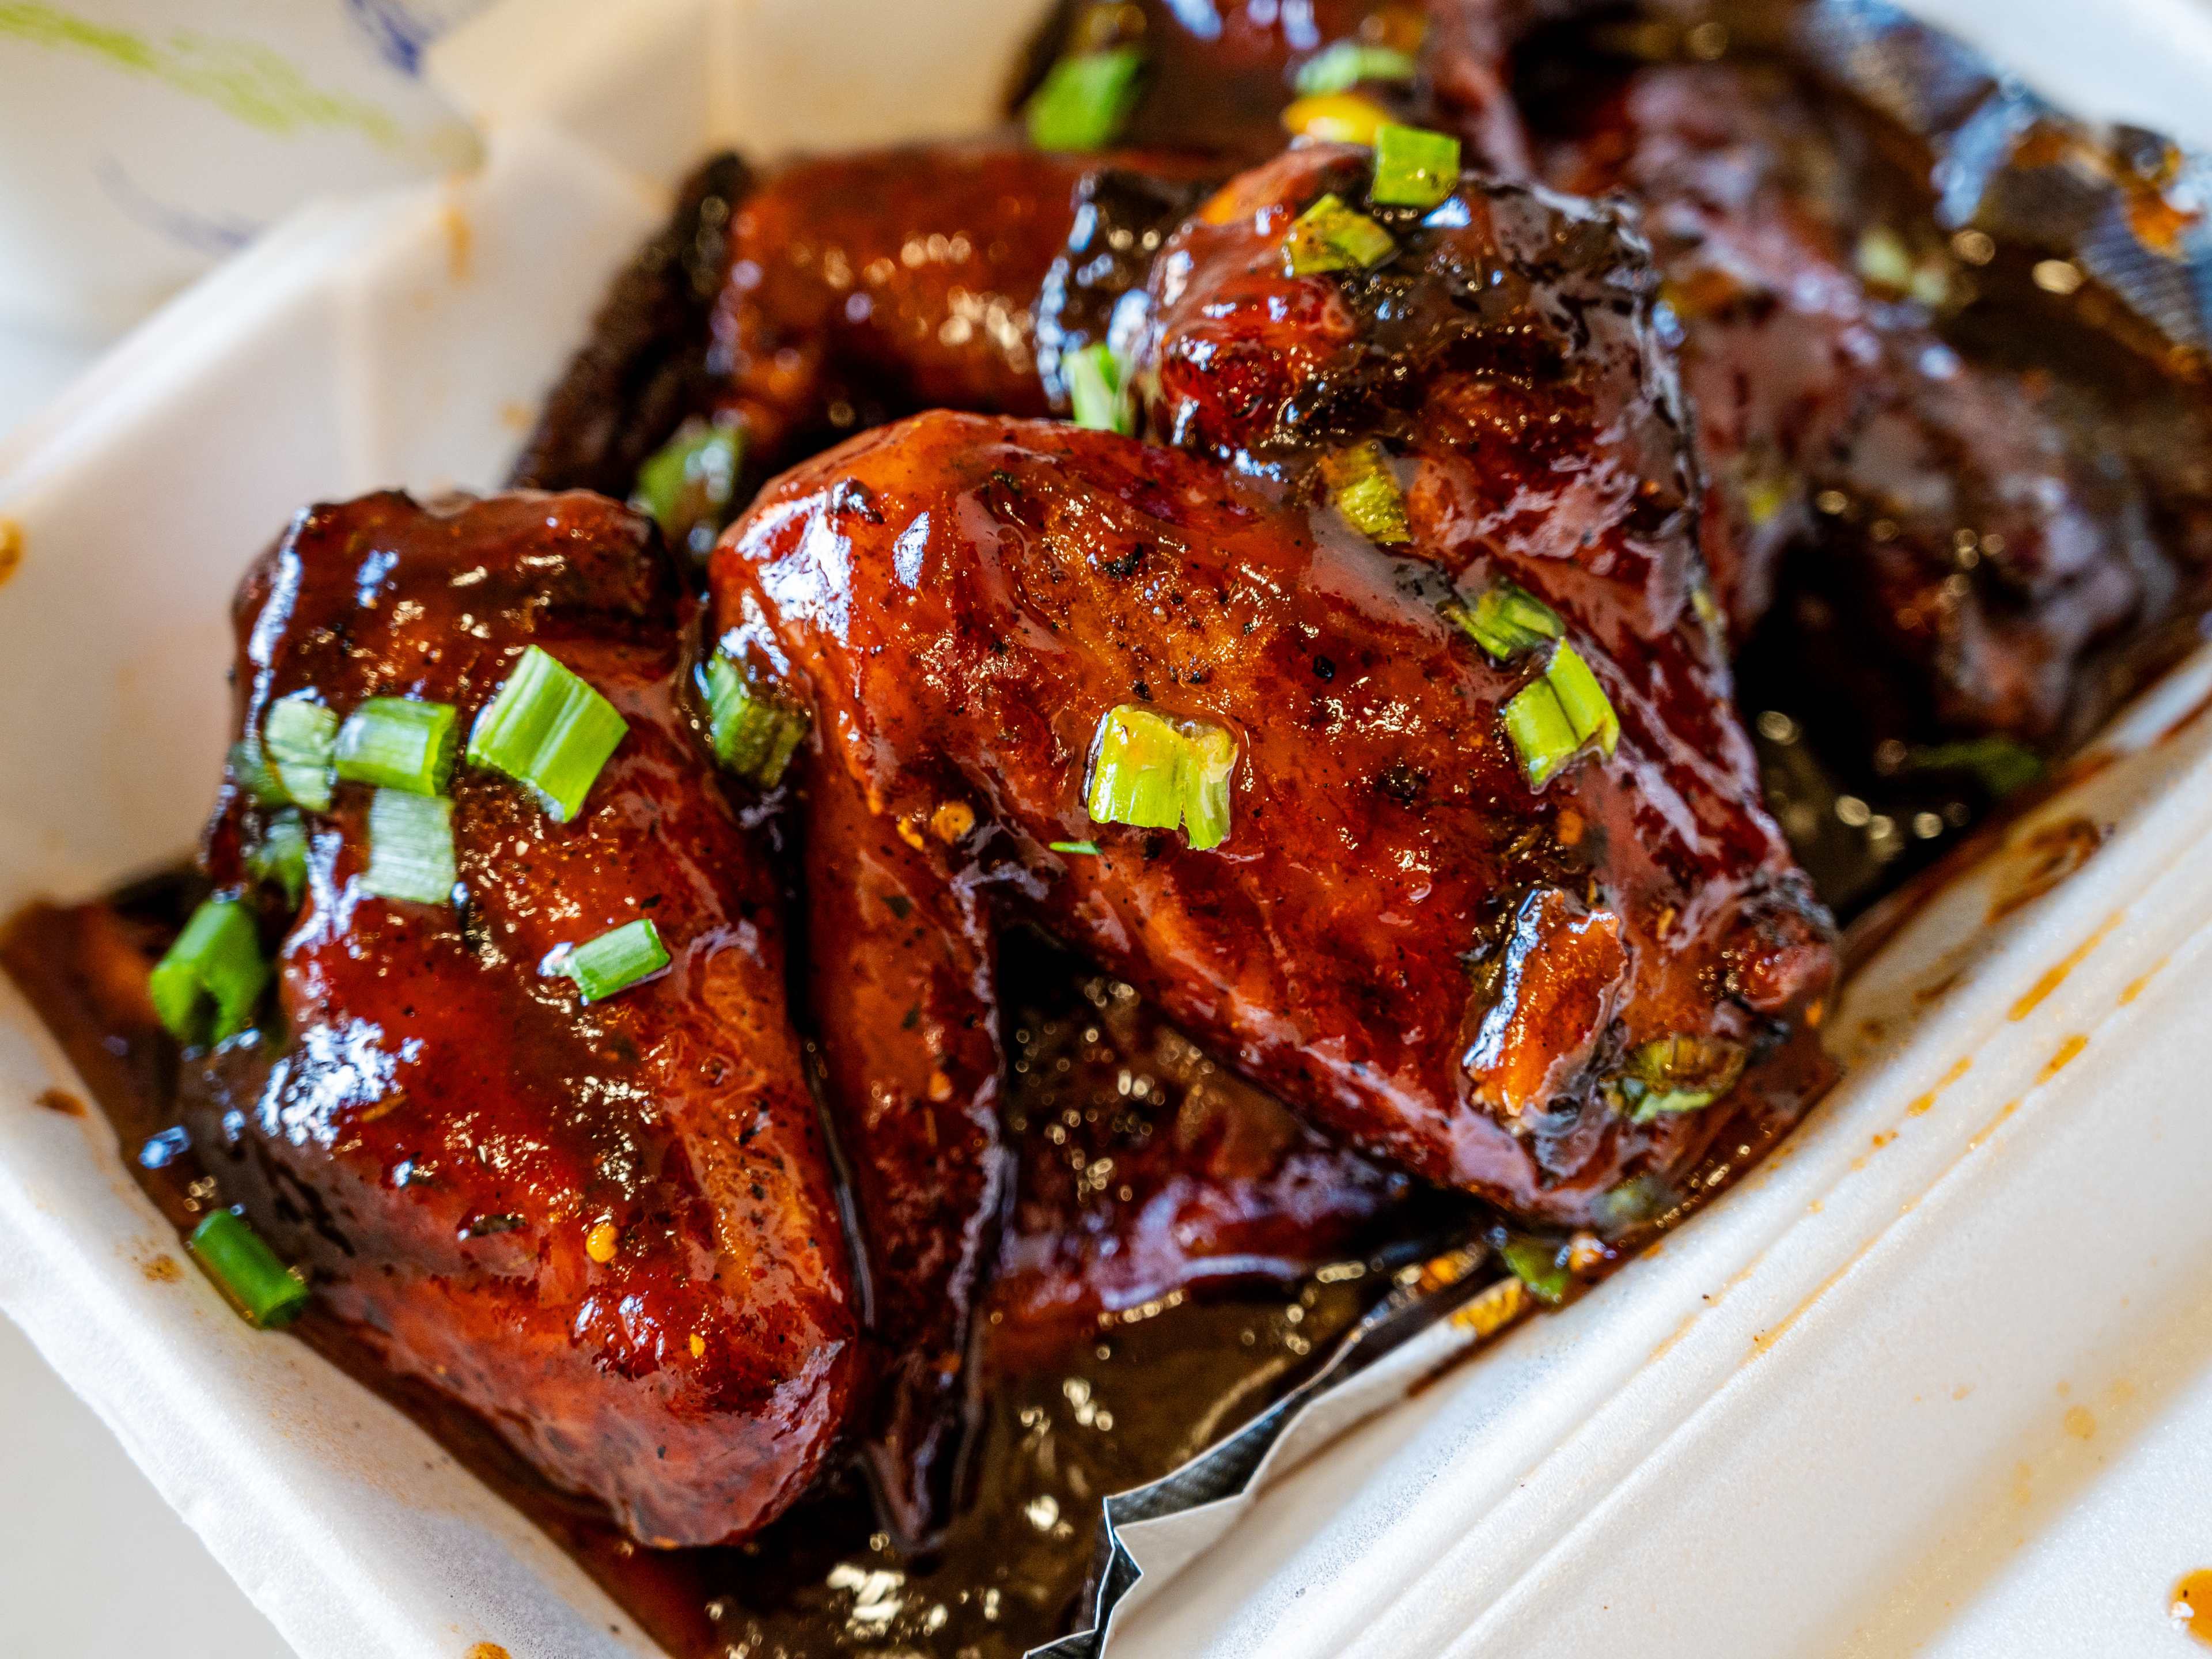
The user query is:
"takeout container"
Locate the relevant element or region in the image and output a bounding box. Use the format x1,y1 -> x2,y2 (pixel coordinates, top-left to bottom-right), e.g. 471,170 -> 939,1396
3,1 -> 2211,1655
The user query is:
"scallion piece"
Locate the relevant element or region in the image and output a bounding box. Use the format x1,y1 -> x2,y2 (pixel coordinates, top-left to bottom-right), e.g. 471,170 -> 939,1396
1025,47 -> 1145,152
1502,643 -> 1618,788
553,918 -> 671,1003
263,695 -> 337,812
1501,1235 -> 1570,1306
1050,839 -> 1102,856
246,809 -> 309,908
1294,40 -> 1419,96
1546,645 -> 1619,756
1320,441 -> 1410,544
1371,122 -> 1461,209
1452,581 -> 1563,661
1283,193 -> 1396,276
229,738 -> 287,806
1614,1034 -> 1748,1123
335,696 -> 457,796
1085,704 -> 1238,851
187,1209 -> 308,1329
361,788 -> 456,907
465,645 -> 628,822
632,418 -> 744,560
1067,342 -> 1132,435
703,655 -> 809,789
148,896 -> 268,1047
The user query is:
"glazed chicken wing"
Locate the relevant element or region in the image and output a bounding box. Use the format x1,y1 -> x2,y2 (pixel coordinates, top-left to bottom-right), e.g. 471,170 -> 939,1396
710,407 -> 1832,1224
183,491 -> 862,1547
1537,58 -> 2156,741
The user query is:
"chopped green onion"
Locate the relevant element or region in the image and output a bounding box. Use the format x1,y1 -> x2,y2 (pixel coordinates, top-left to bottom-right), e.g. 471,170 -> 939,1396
1320,441 -> 1410,544
1283,193 -> 1396,276
361,789 -> 456,907
703,656 -> 809,789
1450,581 -> 1563,661
1050,839 -> 1102,856
1371,122 -> 1461,209
1903,736 -> 2044,797
1085,704 -> 1238,852
466,646 -> 628,822
1615,1034 -> 1748,1123
335,696 -> 457,796
632,418 -> 744,560
553,918 -> 671,1003
1025,47 -> 1145,151
247,809 -> 309,908
149,896 -> 269,1047
1294,40 -> 1419,96
1502,643 -> 1619,788
1501,1235 -> 1570,1306
228,738 -> 286,806
187,1209 -> 308,1329
264,696 -> 338,812
1067,342 -> 1132,435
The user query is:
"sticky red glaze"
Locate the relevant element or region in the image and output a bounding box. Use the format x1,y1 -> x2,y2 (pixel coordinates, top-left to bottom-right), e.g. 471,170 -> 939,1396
711,411 -> 1831,1222
1541,61 -> 2151,739
713,146 -> 1090,466
188,491 -> 861,1547
799,749 -> 1005,1544
989,968 -> 1411,1369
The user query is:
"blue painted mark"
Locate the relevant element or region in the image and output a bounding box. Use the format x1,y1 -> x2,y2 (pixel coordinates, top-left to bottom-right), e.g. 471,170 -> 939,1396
343,0 -> 440,75
94,155 -> 261,255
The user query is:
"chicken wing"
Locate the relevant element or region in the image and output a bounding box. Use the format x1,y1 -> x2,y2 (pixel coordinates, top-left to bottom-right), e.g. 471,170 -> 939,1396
182,490 -> 862,1547
710,409 -> 1833,1223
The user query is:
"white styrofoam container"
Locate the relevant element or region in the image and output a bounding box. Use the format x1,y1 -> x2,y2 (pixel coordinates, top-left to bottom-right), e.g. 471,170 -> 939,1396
3,2 -> 2211,1656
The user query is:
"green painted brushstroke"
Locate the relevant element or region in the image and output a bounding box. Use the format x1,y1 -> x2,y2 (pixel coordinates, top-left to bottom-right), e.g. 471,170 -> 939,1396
0,3 -> 406,149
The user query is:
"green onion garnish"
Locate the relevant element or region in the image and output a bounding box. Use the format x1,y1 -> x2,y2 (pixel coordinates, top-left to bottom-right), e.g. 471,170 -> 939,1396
1085,705 -> 1238,851
1050,839 -> 1102,857
1283,193 -> 1396,276
1502,643 -> 1619,788
1067,342 -> 1133,435
1320,441 -> 1410,544
1370,122 -> 1461,209
229,738 -> 287,806
335,696 -> 458,796
187,1209 -> 308,1329
1614,1034 -> 1748,1123
149,896 -> 269,1047
632,418 -> 744,560
263,695 -> 338,812
703,655 -> 809,789
361,788 -> 457,907
1025,47 -> 1145,151
466,645 -> 628,822
1902,736 -> 2044,797
553,917 -> 672,1003
1501,1235 -> 1570,1306
1294,40 -> 1419,97
1450,581 -> 1562,661
246,809 -> 309,908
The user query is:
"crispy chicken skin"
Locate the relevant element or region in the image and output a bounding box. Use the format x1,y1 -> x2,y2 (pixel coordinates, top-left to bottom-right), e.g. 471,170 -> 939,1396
185,491 -> 862,1547
1539,59 -> 2154,740
710,410 -> 1832,1222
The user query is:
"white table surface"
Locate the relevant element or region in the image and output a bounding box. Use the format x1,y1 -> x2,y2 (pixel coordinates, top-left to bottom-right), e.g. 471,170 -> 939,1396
0,332 -> 294,1659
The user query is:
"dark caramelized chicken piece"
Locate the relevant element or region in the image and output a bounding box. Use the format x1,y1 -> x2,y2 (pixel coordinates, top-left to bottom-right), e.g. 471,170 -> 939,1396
1540,60 -> 2154,740
989,950 -> 1414,1369
711,411 -> 1832,1222
186,491 -> 862,1547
